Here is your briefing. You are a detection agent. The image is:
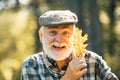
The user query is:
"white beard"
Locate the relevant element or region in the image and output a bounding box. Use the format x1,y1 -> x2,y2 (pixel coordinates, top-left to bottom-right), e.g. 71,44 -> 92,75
41,36 -> 72,61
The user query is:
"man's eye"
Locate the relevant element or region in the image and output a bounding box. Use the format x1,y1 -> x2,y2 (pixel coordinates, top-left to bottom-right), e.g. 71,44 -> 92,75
49,31 -> 57,35
63,31 -> 70,36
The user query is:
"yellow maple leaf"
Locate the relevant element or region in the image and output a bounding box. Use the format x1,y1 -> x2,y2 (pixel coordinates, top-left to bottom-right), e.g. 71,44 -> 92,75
71,28 -> 88,57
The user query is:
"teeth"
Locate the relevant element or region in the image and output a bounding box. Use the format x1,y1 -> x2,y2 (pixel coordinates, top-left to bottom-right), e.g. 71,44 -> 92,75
53,42 -> 60,46
53,45 -> 65,49
53,42 -> 65,47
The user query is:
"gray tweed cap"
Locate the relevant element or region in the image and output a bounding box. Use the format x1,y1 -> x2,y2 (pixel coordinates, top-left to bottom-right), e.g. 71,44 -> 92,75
39,10 -> 78,26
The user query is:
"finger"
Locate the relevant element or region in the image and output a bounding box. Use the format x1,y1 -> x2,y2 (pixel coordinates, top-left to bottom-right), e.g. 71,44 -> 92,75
74,57 -> 85,61
71,58 -> 86,67
76,63 -> 87,71
79,60 -> 86,64
78,57 -> 85,60
76,58 -> 86,65
77,68 -> 87,76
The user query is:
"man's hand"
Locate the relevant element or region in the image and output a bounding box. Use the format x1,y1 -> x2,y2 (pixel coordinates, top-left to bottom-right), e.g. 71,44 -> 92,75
60,57 -> 87,80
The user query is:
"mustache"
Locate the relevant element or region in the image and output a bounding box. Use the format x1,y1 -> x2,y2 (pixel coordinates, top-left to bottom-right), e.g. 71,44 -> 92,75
49,42 -> 70,48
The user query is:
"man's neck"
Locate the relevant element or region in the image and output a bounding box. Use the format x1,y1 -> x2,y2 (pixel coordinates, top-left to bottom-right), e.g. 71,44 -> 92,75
56,59 -> 67,70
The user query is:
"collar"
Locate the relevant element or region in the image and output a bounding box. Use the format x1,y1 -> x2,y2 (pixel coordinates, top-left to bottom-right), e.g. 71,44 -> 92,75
43,54 -> 72,79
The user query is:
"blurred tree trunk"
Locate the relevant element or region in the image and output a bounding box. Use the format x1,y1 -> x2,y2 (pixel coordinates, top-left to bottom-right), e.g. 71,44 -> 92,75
13,0 -> 20,11
86,0 -> 103,55
107,0 -> 116,55
29,0 -> 42,53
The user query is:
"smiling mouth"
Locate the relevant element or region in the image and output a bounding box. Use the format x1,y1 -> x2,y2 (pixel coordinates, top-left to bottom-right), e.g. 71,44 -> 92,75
52,45 -> 66,49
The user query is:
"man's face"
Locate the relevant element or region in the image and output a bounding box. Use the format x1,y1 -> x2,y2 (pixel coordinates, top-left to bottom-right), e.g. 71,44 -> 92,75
40,25 -> 75,61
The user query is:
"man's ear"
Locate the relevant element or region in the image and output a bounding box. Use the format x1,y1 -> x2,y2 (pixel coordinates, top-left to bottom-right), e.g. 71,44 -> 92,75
39,30 -> 42,42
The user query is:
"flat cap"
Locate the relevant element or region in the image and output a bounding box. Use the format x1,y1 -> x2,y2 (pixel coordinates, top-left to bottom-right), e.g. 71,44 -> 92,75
39,10 -> 78,26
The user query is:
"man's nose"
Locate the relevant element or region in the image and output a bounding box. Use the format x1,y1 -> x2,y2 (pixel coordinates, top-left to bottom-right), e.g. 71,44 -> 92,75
56,34 -> 63,41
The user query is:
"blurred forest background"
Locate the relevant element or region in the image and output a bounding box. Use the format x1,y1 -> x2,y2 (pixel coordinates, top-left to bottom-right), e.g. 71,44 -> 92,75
0,0 -> 120,80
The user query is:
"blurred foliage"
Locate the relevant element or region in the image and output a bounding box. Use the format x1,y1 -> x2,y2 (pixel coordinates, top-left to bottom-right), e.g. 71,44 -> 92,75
0,0 -> 120,80
0,9 -> 36,80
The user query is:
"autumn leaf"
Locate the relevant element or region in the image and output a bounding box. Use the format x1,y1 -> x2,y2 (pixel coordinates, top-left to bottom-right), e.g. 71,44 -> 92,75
71,28 -> 88,57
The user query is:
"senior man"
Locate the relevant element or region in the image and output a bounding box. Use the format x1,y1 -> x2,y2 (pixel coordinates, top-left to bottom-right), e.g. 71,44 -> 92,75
21,10 -> 118,80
